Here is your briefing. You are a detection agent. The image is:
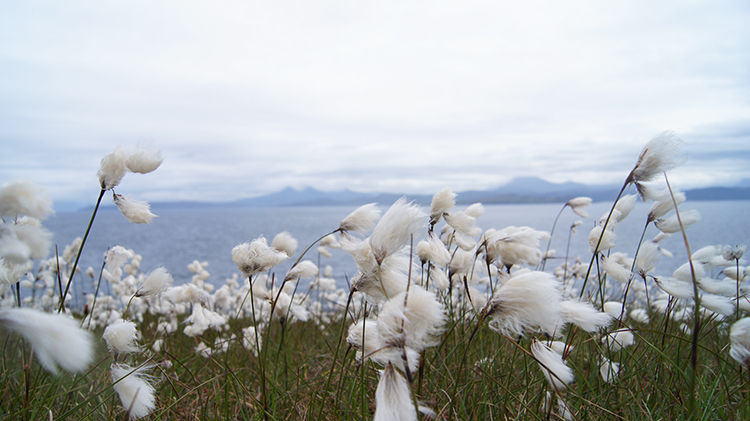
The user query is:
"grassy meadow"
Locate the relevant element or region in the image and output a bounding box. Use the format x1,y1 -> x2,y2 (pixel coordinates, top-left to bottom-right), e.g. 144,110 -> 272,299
1,135 -> 750,420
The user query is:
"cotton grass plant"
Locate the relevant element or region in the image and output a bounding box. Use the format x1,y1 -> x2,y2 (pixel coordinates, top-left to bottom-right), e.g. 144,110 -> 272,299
1,133 -> 750,420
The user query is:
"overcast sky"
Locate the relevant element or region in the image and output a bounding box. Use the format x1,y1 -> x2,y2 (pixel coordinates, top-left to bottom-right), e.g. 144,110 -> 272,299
1,1 -> 749,208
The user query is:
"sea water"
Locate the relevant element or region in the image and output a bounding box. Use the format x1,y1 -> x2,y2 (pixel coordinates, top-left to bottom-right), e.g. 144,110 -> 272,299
42,200 -> 750,306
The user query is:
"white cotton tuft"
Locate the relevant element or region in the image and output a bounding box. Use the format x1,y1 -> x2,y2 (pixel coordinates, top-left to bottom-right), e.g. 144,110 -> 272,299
430,187 -> 456,224
111,363 -> 156,419
486,226 -> 548,269
416,232 -> 451,266
428,264 -> 450,290
600,356 -> 621,383
672,262 -> 705,284
654,276 -> 694,300
0,308 -> 93,375
369,198 -> 426,265
531,338 -> 574,392
0,180 -> 54,220
700,293 -> 734,316
487,270 -> 564,337
12,223 -> 53,260
105,245 -> 134,272
374,364 -> 417,421
232,237 -> 289,278
655,210 -> 701,234
126,147 -> 163,174
377,286 -> 445,351
589,226 -> 616,254
601,256 -> 632,284
698,277 -> 738,296
340,203 -> 381,234
103,318 -> 141,354
444,211 -> 482,237
648,192 -> 686,222
271,231 -> 298,257
566,197 -> 592,218
347,319 -> 420,373
723,245 -> 746,261
629,308 -> 650,324
284,260 -> 318,281
113,194 -> 157,224
629,131 -> 687,185
98,146 -> 130,190
0,227 -> 32,264
272,290 -> 310,323
603,301 -> 625,319
602,329 -> 635,352
347,319 -> 382,361
136,266 -> 173,297
691,245 -> 720,265
184,304 -> 227,336
163,283 -> 209,305
636,242 -> 661,278
730,318 -> 750,367
560,300 -> 613,332
464,202 -> 485,218
614,194 -> 638,223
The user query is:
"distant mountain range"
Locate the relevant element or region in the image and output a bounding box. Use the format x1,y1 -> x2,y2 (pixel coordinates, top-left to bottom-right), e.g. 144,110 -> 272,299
142,176 -> 750,210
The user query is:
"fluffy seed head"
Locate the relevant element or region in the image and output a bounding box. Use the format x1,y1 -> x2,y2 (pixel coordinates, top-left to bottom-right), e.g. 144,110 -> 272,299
723,245 -> 746,261
113,194 -> 157,224
487,270 -> 564,337
373,364 -> 417,421
98,146 -> 130,190
285,260 -> 318,282
600,356 -> 621,383
0,180 -> 54,220
654,209 -> 701,234
103,318 -> 141,354
464,202 -> 485,218
614,194 -> 638,223
340,203 -> 381,234
429,187 -> 456,225
602,329 -> 635,352
126,147 -> 163,174
416,231 -> 451,266
648,191 -> 686,222
589,226 -> 616,254
629,131 -> 687,186
0,308 -> 93,374
377,286 -> 446,351
369,198 -> 426,265
730,318 -> 750,367
232,237 -> 289,278
601,255 -> 632,283
560,300 -> 613,332
636,242 -> 661,278
111,363 -> 156,419
566,197 -> 592,218
271,231 -> 298,257
531,338 -> 574,392
444,211 -> 482,237
136,266 -> 173,297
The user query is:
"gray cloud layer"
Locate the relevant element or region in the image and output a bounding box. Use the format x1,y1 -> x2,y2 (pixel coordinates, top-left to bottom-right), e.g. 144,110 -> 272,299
1,1 -> 749,206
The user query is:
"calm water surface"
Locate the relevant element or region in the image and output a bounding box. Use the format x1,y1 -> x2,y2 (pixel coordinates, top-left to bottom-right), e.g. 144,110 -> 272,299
43,200 -> 750,303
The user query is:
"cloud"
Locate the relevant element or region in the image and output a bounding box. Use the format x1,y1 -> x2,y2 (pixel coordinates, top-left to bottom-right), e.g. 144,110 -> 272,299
1,1 -> 749,207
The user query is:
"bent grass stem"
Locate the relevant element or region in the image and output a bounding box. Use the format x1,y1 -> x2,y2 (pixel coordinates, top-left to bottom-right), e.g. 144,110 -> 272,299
58,188 -> 106,313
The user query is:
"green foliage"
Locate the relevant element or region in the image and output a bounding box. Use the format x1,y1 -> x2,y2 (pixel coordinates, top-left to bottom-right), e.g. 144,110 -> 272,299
1,306 -> 749,420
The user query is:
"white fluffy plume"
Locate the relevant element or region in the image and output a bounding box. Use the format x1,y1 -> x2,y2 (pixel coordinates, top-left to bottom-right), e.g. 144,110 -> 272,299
0,308 -> 93,375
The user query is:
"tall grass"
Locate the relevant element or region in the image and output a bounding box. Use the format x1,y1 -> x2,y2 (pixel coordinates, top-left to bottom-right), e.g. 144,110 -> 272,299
1,137 -> 749,420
